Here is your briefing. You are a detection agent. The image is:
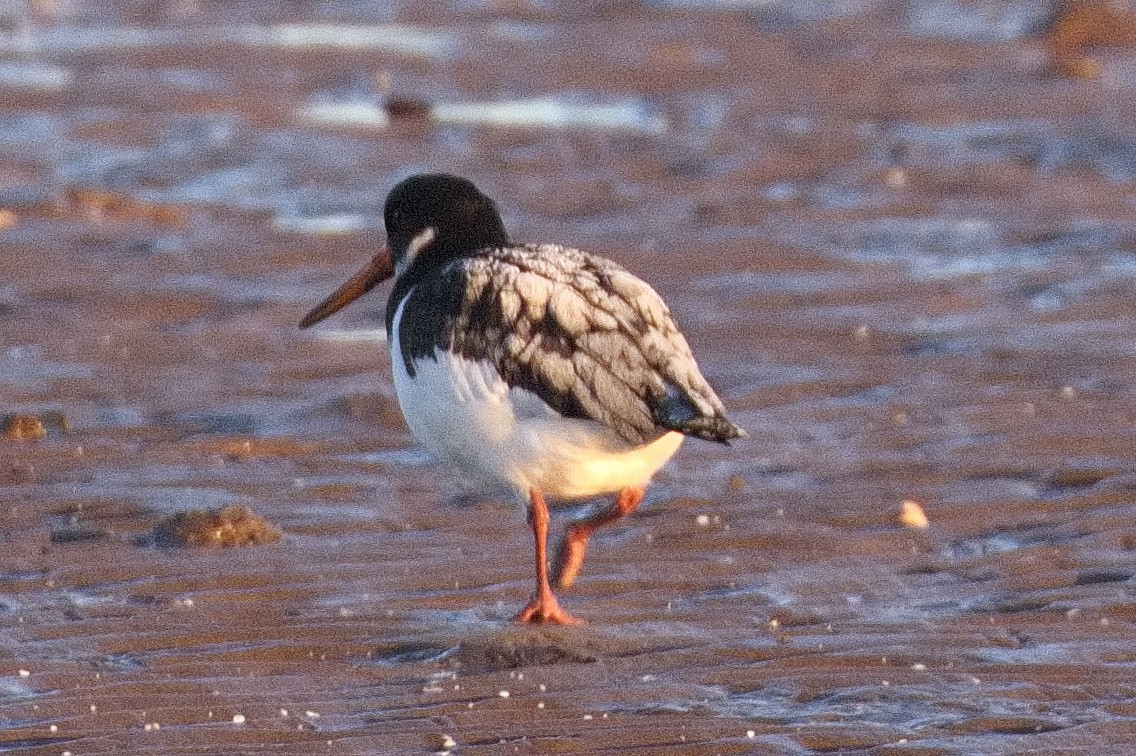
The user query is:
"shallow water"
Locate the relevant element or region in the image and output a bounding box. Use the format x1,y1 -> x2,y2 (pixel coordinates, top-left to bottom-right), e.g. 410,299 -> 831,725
3,1 -> 1136,754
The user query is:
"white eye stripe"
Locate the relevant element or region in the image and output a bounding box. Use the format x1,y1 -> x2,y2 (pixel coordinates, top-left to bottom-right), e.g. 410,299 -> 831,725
396,226 -> 437,277
408,226 -> 437,257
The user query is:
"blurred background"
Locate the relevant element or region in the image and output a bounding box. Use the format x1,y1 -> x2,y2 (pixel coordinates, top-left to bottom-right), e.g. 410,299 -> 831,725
2,1 -> 1136,754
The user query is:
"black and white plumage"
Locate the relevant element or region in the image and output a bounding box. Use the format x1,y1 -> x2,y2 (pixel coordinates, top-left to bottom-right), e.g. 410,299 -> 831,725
300,173 -> 744,625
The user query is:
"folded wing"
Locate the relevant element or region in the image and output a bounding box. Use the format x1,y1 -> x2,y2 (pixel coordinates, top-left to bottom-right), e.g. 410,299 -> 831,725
400,244 -> 744,446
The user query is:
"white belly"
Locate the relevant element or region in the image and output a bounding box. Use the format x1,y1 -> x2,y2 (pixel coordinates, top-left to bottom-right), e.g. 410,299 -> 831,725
389,305 -> 682,499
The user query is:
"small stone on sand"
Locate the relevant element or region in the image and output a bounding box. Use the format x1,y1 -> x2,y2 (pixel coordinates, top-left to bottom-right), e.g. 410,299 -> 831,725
426,733 -> 457,753
898,499 -> 929,529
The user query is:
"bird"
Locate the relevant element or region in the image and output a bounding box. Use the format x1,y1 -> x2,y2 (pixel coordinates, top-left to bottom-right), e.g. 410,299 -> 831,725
299,173 -> 744,625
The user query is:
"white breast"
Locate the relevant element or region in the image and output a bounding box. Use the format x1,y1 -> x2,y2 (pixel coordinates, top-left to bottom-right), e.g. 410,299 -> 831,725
389,293 -> 684,500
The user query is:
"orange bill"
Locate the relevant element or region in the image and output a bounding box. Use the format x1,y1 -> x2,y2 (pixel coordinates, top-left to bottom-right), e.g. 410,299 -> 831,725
299,245 -> 395,329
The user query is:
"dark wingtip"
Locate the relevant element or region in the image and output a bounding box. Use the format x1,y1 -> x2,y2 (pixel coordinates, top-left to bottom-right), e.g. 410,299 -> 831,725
679,416 -> 747,445
650,384 -> 745,444
715,422 -> 748,446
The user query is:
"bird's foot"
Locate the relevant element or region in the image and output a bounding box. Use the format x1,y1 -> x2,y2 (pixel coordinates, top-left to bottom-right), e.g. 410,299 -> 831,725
514,591 -> 582,625
551,487 -> 645,590
551,530 -> 589,590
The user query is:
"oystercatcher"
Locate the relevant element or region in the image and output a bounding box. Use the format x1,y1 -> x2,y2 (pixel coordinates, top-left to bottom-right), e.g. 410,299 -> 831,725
300,173 -> 744,624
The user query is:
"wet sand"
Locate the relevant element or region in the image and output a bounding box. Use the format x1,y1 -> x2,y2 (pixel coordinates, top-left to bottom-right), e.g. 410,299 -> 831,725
3,2 -> 1136,754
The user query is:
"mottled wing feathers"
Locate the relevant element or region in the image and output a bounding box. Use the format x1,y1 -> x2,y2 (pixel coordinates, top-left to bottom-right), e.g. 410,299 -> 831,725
395,244 -> 744,446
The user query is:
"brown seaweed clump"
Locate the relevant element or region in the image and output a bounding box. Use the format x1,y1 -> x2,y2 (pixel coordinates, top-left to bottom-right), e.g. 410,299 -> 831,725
153,505 -> 283,548
1050,0 -> 1136,77
385,96 -> 432,121
4,414 -> 48,441
3,411 -> 73,441
3,412 -> 70,441
65,187 -> 187,225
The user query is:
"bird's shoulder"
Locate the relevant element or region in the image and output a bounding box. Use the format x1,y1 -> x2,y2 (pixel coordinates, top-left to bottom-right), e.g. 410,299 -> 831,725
450,243 -> 676,336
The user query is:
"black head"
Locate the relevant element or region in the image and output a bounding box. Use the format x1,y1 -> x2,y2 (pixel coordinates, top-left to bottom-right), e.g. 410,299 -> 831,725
298,173 -> 509,330
384,173 -> 510,280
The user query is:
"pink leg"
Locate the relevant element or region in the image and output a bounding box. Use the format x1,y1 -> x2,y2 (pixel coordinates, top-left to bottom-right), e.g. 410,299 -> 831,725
552,487 -> 646,590
514,489 -> 581,625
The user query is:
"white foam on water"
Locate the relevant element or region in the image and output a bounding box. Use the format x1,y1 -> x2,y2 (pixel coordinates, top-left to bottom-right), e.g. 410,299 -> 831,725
271,212 -> 373,235
309,328 -> 388,343
906,0 -> 1051,41
241,23 -> 457,56
0,61 -> 73,90
0,25 -> 181,53
433,97 -> 667,134
297,96 -> 667,133
296,102 -> 390,129
0,23 -> 457,56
